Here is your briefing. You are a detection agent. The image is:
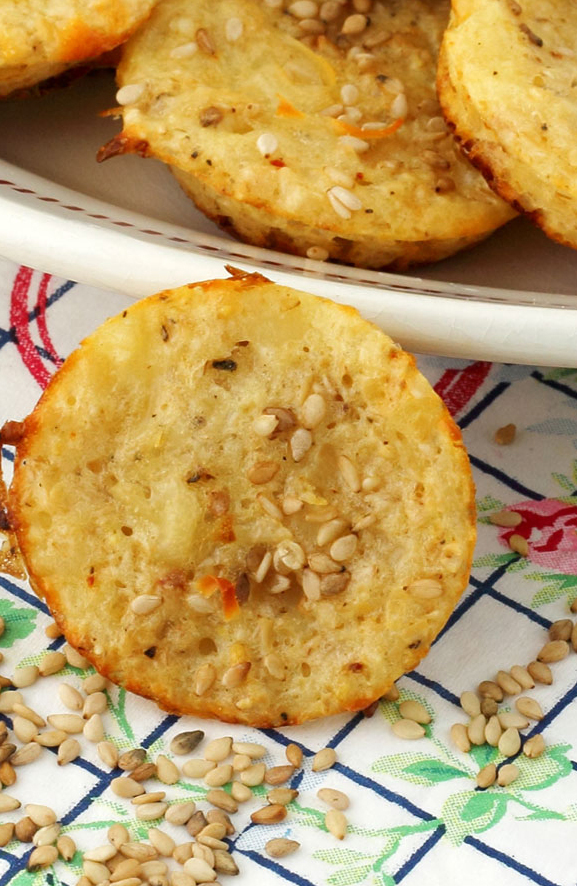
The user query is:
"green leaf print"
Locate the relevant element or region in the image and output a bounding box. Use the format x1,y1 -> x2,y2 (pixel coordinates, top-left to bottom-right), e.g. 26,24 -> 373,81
515,744 -> 572,792
472,552 -> 516,570
469,743 -> 498,769
442,790 -> 508,844
0,599 -> 37,647
402,759 -> 469,785
314,849 -> 374,865
524,572 -> 577,608
106,688 -> 135,742
552,472 -> 575,494
327,864 -> 373,886
476,495 -> 504,514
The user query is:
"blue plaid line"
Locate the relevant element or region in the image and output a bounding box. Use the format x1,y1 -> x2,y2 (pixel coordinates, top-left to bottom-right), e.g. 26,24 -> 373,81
327,712 -> 364,749
469,454 -> 545,502
458,382 -> 511,430
1,448 -> 13,462
466,836 -> 562,886
0,710 -> 180,886
236,847 -> 316,886
436,561 -> 512,642
482,584 -> 552,630
393,825 -> 445,883
0,575 -> 50,616
406,671 -> 460,708
524,674 -> 577,740
532,371 -> 577,403
0,278 -> 75,356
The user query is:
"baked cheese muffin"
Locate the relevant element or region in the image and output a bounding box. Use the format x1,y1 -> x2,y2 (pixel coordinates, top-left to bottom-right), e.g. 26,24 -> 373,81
7,273 -> 475,726
0,0 -> 157,98
438,0 -> 577,249
99,0 -> 515,270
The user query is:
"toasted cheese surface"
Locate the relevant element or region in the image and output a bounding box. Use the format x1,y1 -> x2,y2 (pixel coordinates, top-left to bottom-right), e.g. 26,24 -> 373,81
8,274 -> 475,726
0,0 -> 157,97
438,0 -> 577,249
107,0 -> 514,269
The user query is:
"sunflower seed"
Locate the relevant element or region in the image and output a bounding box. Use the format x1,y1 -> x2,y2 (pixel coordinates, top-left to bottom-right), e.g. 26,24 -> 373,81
206,809 -> 235,835
0,794 -> 20,813
495,423 -> 516,445
537,640 -> 569,662
84,673 -> 107,694
496,671 -> 522,695
164,802 -> 196,827
15,817 -> 38,842
337,454 -> 361,492
148,828 -> 176,857
136,803 -> 168,822
170,731 -> 204,755
286,743 -> 303,768
485,715 -> 503,747
206,789 -> 238,813
498,711 -> 529,729
0,743 -> 15,763
265,764 -> 295,785
214,849 -> 239,874
11,743 -> 42,766
515,696 -> 543,721
476,763 -> 497,788
83,692 -> 107,718
186,812 -> 208,839
58,683 -> 84,711
194,663 -> 217,696
0,690 -> 22,712
34,825 -> 62,858
12,666 -> 39,688
489,510 -> 522,527
156,755 -> 179,785
119,842 -> 158,862
524,734 -> 546,758
467,714 -> 487,746
508,534 -> 529,556
460,691 -> 481,718
240,762 -> 266,787
204,736 -> 233,762
509,665 -> 534,690
108,823 -> 130,848
64,645 -> 90,669
317,787 -> 349,810
480,696 -> 498,717
222,661 -> 251,688
450,723 -> 470,753
498,727 -> 521,757
84,714 -> 104,742
56,835 -> 76,860
478,680 -> 503,701
47,714 -> 83,734
28,845 -> 58,871
14,703 -> 45,727
111,777 -> 145,798
325,808 -> 347,839
183,759 -> 215,778
251,804 -> 287,824
98,741 -> 119,768
399,700 -> 431,724
231,781 -> 252,802
527,660 -> 553,684
57,738 -> 81,765
110,860 -> 141,882
130,762 -> 157,782
184,858 -> 217,882
26,805 -> 57,828
407,578 -> 442,599
39,651 -> 66,676
497,763 -> 519,786
13,716 -> 38,744
0,822 -> 13,847
392,719 -> 426,740
84,844 -> 117,862
171,873 -> 196,886
118,748 -> 147,771
132,791 -> 166,805
572,622 -> 577,653
204,764 -> 233,787
312,748 -> 337,771
549,619 -> 573,641
267,787 -> 298,806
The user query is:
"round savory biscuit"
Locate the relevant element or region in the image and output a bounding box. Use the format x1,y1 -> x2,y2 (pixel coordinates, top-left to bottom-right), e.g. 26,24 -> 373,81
99,0 -> 514,270
0,0 -> 157,98
7,272 -> 475,726
438,0 -> 577,249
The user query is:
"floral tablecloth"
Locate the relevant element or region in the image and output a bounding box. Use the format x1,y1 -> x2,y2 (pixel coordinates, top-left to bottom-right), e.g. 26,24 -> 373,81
0,256 -> 576,886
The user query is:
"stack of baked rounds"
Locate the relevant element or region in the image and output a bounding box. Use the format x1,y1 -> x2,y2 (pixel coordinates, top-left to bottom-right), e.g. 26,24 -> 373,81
99,0 -> 515,269
438,0 -> 577,251
0,0 -> 158,97
5,273 -> 476,726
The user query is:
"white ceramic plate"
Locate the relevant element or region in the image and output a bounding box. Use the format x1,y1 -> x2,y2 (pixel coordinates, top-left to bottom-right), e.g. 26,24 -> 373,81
0,71 -> 576,366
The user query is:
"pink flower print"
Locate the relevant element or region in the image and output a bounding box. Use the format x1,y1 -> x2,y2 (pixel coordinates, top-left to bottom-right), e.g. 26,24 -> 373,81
497,499 -> 577,574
